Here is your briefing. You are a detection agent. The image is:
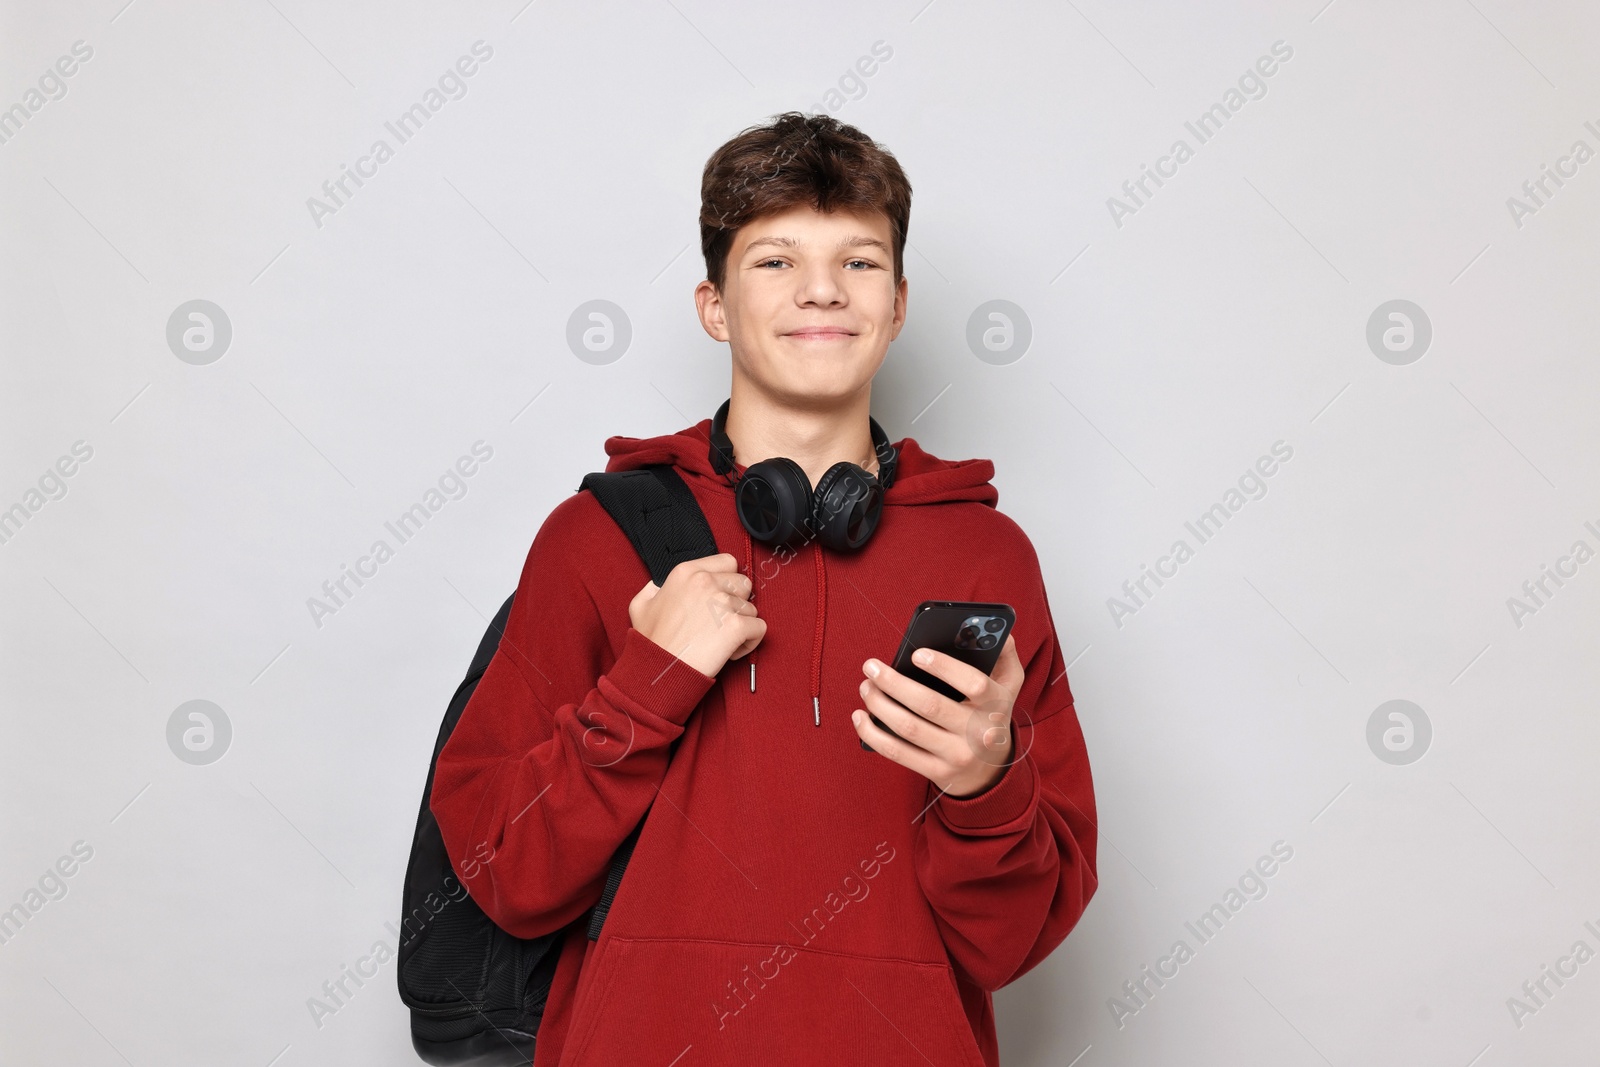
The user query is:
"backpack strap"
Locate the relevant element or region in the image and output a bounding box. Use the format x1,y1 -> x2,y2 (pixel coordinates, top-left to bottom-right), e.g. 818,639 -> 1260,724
579,466 -> 719,586
576,464 -> 719,939
586,823 -> 642,940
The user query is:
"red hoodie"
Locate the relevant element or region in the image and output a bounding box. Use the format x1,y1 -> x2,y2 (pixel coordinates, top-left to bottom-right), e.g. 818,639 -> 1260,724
430,417 -> 1098,1066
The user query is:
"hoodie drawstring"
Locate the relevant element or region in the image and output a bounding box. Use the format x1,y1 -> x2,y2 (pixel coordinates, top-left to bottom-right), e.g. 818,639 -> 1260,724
812,543 -> 826,726
743,526 -> 757,694
740,527 -> 826,727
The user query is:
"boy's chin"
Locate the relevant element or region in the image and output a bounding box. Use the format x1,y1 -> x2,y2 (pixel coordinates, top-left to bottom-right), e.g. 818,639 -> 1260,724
763,377 -> 874,408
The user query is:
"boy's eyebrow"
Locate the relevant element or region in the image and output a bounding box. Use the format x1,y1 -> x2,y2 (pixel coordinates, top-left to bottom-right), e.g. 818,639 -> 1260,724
745,234 -> 891,254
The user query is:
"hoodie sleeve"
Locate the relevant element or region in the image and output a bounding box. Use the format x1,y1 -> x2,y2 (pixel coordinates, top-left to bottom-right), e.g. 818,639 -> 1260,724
429,490 -> 718,940
912,551 -> 1099,993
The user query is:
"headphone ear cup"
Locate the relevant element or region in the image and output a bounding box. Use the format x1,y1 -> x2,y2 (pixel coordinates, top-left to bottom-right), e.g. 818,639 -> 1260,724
810,463 -> 883,552
736,457 -> 813,549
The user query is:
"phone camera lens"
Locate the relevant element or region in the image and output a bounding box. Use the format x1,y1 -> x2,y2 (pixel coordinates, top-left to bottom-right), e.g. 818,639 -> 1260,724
957,625 -> 978,647
983,617 -> 1004,633
977,634 -> 998,650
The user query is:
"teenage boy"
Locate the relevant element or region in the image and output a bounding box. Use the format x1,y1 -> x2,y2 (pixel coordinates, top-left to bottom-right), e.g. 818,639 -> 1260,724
431,112 -> 1097,1066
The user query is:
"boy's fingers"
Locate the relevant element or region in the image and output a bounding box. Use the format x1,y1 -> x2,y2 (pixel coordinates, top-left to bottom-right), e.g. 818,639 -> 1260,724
859,681 -> 951,757
714,572 -> 753,597
732,618 -> 767,658
991,635 -> 1024,693
907,648 -> 991,701
852,710 -> 940,780
860,666 -> 961,732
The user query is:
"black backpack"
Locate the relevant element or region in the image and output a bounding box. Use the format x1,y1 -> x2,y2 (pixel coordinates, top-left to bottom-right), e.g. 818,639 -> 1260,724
397,465 -> 719,1066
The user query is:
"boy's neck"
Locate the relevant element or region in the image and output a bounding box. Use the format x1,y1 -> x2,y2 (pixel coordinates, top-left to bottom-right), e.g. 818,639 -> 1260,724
722,381 -> 880,489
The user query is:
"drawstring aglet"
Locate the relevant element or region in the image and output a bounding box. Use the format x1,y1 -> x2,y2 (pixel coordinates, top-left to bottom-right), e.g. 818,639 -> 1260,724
750,662 -> 756,693
813,696 -> 820,727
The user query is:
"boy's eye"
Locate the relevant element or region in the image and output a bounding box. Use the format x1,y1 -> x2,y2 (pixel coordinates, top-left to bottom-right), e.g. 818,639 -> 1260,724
758,258 -> 877,270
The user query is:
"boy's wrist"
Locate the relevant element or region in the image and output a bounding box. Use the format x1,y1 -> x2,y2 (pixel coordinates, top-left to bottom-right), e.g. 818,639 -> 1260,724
936,749 -> 1037,832
599,627 -> 719,728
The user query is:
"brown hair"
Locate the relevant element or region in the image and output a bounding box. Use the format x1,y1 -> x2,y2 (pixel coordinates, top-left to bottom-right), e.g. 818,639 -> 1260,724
699,111 -> 912,291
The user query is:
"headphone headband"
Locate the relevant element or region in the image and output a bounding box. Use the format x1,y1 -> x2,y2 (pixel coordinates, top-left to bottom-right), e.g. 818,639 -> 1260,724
709,398 -> 898,489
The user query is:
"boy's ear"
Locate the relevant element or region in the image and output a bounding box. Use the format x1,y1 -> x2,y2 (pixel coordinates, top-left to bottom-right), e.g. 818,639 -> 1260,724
694,279 -> 731,342
890,272 -> 909,339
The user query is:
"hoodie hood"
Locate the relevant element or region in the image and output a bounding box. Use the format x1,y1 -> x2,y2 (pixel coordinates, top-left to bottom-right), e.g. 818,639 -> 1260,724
601,415 -> 1000,727
602,417 -> 1000,508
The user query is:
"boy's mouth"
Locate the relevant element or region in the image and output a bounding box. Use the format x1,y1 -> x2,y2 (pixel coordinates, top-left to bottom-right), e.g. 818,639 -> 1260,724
785,327 -> 856,340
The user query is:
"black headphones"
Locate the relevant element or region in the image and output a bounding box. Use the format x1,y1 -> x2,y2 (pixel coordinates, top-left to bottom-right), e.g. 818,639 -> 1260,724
708,398 -> 898,552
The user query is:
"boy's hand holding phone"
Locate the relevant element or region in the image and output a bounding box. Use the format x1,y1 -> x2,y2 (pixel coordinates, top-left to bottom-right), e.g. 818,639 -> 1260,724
853,633 -> 1025,799
629,553 -> 766,679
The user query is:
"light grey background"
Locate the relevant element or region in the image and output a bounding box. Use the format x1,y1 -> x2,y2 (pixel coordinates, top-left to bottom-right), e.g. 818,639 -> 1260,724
4,0 -> 1598,1064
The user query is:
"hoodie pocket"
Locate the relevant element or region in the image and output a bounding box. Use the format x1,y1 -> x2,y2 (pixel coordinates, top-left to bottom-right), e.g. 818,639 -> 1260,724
563,935 -> 987,1066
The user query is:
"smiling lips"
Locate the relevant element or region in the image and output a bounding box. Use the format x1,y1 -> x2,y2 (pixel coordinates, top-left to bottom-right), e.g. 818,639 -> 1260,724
786,327 -> 855,340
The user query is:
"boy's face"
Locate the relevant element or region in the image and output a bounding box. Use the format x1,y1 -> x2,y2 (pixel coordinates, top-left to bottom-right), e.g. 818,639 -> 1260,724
696,203 -> 908,408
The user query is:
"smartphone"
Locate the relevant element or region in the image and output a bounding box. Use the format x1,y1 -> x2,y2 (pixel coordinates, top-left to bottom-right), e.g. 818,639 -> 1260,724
861,601 -> 1016,751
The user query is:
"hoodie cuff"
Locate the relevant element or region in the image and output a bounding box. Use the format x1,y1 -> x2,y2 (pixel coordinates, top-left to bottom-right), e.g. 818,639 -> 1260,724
596,627 -> 718,728
935,743 -> 1038,834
